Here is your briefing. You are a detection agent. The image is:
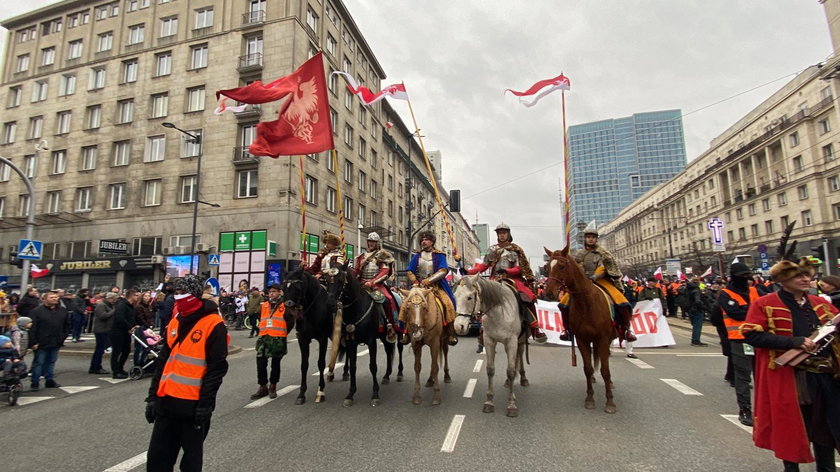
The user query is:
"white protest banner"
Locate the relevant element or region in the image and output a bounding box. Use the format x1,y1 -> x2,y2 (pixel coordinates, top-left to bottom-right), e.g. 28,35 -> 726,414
535,300 -> 572,346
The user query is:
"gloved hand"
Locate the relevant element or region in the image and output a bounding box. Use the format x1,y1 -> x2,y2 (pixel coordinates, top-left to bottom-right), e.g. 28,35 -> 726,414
145,401 -> 156,424
194,406 -> 213,426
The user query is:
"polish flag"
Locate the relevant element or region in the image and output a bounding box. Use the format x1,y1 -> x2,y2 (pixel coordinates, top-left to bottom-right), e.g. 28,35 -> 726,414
653,267 -> 663,281
622,274 -> 630,283
331,71 -> 408,105
385,122 -> 394,129
506,73 -> 571,107
30,264 -> 50,278
676,270 -> 687,281
701,266 -> 713,278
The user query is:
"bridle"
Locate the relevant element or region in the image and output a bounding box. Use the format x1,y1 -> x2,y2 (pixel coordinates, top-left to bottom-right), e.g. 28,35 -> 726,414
457,279 -> 481,316
284,276 -> 324,317
545,255 -> 578,294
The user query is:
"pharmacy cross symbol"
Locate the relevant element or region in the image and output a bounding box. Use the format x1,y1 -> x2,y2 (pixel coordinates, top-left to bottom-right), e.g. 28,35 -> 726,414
707,218 -> 725,244
238,234 -> 248,244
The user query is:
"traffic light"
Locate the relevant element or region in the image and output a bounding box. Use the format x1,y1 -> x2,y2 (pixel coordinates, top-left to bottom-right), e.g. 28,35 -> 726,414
449,190 -> 461,213
9,253 -> 23,268
810,246 -> 826,265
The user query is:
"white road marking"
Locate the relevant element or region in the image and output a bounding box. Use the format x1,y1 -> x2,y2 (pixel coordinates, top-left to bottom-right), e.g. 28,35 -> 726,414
661,378 -> 703,396
676,354 -> 723,357
244,385 -> 300,408
720,414 -> 753,434
59,386 -> 100,394
625,357 -> 654,369
358,349 -> 370,357
288,338 -> 299,343
441,414 -> 466,453
473,359 -> 483,373
478,350 -> 485,356
463,378 -> 477,398
312,362 -> 345,376
243,347 -> 256,351
103,451 -> 147,472
15,396 -> 54,406
99,377 -> 129,384
277,385 -> 299,396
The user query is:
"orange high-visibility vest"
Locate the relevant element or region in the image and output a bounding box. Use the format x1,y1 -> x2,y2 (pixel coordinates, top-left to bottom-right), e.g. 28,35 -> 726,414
259,301 -> 288,338
157,314 -> 225,400
721,287 -> 760,340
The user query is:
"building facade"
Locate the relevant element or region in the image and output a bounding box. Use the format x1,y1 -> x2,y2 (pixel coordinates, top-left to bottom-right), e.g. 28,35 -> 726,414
568,109 -> 687,246
0,0 -> 477,290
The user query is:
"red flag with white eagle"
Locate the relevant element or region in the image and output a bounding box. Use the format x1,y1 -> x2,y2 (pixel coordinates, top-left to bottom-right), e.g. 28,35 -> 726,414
215,53 -> 334,157
331,71 -> 408,105
31,264 -> 50,279
506,73 -> 570,107
653,267 -> 663,281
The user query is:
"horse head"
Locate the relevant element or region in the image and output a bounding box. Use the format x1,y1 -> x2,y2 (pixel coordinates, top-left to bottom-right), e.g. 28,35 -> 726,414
454,274 -> 481,317
283,268 -> 311,311
543,246 -> 574,301
399,286 -> 435,341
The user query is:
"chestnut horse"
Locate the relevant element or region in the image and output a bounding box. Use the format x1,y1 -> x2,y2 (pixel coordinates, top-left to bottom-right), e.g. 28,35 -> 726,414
398,286 -> 451,406
543,247 -> 617,413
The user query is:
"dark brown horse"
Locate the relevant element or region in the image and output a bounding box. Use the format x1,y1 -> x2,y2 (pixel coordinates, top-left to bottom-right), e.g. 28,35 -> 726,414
543,247 -> 617,413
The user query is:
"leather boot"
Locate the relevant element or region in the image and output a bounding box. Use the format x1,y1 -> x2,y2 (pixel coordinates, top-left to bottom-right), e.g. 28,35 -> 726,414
619,305 -> 637,342
558,304 -> 571,341
530,325 -> 548,344
446,323 -> 458,346
738,408 -> 753,427
250,384 -> 269,400
268,383 -> 278,399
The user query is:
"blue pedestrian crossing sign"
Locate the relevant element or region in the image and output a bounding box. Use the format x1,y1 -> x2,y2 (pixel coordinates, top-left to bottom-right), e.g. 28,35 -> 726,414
17,239 -> 43,260
207,254 -> 221,266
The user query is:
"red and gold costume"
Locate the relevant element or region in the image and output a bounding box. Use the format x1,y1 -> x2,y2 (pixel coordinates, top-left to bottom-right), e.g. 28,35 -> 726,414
353,232 -> 397,325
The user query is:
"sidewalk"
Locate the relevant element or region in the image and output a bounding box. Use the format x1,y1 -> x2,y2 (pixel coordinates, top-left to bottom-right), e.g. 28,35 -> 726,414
665,316 -> 719,339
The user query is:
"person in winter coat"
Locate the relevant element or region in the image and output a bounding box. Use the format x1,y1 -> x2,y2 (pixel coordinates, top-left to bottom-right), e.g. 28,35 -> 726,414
28,291 -> 70,391
817,275 -> 840,310
133,291 -> 155,367
110,290 -> 139,379
682,278 -> 707,346
157,283 -> 175,334
89,293 -> 118,374
16,287 -> 40,318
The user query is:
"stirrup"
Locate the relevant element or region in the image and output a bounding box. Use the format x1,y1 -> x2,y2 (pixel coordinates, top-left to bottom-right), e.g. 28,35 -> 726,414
559,330 -> 571,342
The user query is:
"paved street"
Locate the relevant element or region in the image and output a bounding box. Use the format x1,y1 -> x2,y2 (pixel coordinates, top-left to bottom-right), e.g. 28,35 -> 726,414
1,322 -> 820,472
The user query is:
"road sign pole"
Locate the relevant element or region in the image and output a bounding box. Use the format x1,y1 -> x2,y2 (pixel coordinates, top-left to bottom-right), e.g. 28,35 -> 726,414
0,156 -> 36,289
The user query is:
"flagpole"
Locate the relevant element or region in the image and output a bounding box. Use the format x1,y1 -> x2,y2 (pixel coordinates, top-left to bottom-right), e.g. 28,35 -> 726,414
332,149 -> 347,254
561,90 -> 571,249
403,85 -> 460,261
298,156 -> 308,264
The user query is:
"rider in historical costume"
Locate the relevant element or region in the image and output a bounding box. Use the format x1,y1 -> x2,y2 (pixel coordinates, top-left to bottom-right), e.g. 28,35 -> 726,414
467,223 -> 547,343
354,232 -> 399,343
306,232 -> 345,281
562,228 -> 637,342
404,231 -> 458,346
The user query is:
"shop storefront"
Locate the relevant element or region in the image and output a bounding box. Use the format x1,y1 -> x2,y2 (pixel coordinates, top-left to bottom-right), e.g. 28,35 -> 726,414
36,257 -> 163,293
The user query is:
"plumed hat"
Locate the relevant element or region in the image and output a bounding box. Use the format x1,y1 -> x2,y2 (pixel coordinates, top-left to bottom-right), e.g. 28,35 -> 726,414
322,232 -> 341,246
769,257 -> 815,283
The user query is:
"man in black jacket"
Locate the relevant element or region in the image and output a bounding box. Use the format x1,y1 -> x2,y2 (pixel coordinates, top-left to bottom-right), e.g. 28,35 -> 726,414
16,286 -> 40,318
146,275 -> 228,472
110,290 -> 139,379
28,291 -> 70,391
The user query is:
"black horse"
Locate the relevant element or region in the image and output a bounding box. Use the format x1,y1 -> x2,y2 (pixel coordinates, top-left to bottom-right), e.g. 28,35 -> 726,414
330,265 -> 404,407
284,269 -> 336,405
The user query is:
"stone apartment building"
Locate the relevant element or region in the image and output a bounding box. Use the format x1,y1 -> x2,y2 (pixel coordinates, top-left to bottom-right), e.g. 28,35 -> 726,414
0,0 -> 477,290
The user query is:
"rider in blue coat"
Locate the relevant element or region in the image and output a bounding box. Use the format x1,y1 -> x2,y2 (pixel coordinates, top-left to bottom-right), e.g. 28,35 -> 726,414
405,231 -> 458,346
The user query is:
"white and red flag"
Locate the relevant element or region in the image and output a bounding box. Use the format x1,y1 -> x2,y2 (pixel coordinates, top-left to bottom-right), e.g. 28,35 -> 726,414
622,275 -> 631,283
215,53 -> 334,157
701,266 -> 713,278
506,73 -> 570,107
653,267 -> 663,281
30,264 -> 50,279
676,269 -> 687,281
385,122 -> 394,129
331,71 -> 408,105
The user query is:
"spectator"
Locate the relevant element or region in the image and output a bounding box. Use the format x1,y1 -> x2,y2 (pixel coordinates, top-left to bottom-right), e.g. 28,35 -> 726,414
16,286 -> 40,318
61,289 -> 87,343
684,278 -> 707,346
706,280 -> 733,386
110,290 -> 140,379
817,275 -> 840,309
28,291 -> 70,391
246,287 -> 263,337
134,291 -> 155,368
158,283 -> 175,334
89,293 -> 118,375
637,277 -> 665,304
234,292 -> 246,333
78,288 -> 93,334
250,284 -> 289,400
0,291 -> 10,313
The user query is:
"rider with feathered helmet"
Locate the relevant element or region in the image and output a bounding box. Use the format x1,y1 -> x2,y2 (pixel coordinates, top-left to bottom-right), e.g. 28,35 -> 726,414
354,232 -> 399,343
306,231 -> 345,280
404,230 -> 458,346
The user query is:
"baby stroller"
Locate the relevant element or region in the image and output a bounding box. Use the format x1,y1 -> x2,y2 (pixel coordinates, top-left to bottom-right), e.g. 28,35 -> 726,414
129,328 -> 162,381
0,360 -> 27,406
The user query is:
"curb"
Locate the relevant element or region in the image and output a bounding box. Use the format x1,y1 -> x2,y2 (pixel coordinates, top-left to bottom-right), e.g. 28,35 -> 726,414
57,344 -> 244,358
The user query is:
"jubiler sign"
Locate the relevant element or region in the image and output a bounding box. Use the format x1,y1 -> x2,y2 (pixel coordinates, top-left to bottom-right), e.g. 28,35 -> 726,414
99,239 -> 128,254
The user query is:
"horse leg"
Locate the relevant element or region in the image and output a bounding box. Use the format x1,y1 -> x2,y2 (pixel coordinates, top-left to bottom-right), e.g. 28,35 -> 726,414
296,338 -> 310,405
579,341 -> 596,409
343,340 -> 358,407
599,340 -> 616,414
315,337 -> 328,403
381,335 -> 394,385
483,339 -> 496,413
342,358 -> 350,381
504,338 -> 518,417
369,338 -> 381,407
517,340 -> 529,387
412,343 -> 422,405
430,338 -> 441,406
443,343 -> 451,384
396,342 -> 404,382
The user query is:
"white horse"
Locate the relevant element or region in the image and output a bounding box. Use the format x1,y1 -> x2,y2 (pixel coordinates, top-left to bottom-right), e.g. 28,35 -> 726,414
454,275 -> 527,417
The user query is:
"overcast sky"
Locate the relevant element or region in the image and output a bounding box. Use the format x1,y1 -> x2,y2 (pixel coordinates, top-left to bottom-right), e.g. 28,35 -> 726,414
1,1 -> 834,268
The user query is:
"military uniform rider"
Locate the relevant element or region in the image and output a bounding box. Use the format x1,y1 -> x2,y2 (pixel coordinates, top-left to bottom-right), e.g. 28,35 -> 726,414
306,232 -> 345,281
564,229 -> 637,342
467,223 -> 547,343
404,231 -> 458,346
354,232 -> 399,343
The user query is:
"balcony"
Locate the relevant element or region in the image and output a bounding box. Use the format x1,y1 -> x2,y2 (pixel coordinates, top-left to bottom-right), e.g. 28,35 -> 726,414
237,53 -> 263,73
234,104 -> 262,120
191,27 -> 212,39
242,10 -> 266,26
232,147 -> 260,165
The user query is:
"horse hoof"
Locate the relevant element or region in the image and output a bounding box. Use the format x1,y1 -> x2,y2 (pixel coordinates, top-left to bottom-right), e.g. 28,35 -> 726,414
343,399 -> 354,407
314,393 -> 325,403
412,396 -> 421,405
327,373 -> 334,383
371,398 -> 381,407
605,404 -> 617,414
425,380 -> 434,388
381,377 -> 390,385
483,404 -> 495,413
396,375 -> 403,382
520,379 -> 530,387
444,376 -> 452,384
295,397 -> 306,406
585,400 -> 595,410
342,374 -> 350,382
503,380 -> 511,389
506,407 -> 519,417
431,398 -> 441,406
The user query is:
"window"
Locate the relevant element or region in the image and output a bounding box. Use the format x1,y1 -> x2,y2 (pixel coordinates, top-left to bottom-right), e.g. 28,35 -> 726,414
154,51 -> 172,76
306,7 -> 318,31
15,54 -> 30,73
145,135 -> 166,162
792,155 -> 803,172
75,187 -> 92,211
143,179 -> 162,206
132,236 -> 162,257
778,192 -> 788,206
359,138 -> 366,160
358,204 -> 366,225
237,170 -> 258,198
85,105 -> 102,129
304,175 -> 318,204
186,87 -> 205,112
359,107 -> 367,128
245,34 -> 263,57
747,203 -> 756,216
798,185 -> 809,200
370,211 -> 378,226
23,155 -> 36,178
824,144 -> 835,162
48,150 -> 66,175
344,124 -> 353,146
738,228 -> 746,240
89,67 -> 106,90
388,200 -> 394,217
194,8 -> 214,29
113,141 -> 131,166
344,160 -> 353,183
81,146 -> 97,171
761,198 -> 770,212
122,59 -> 138,83
59,74 -> 76,95
834,204 -> 840,221
16,26 -> 36,43
182,129 -> 202,157
802,210 -> 813,226
789,131 -> 799,147
7,86 -> 21,107
109,183 -> 126,209
190,44 -> 208,69
326,153 -> 335,173
32,80 -> 48,102
150,93 -> 169,118
67,40 -> 83,59
180,175 -> 197,203
2,122 -> 15,144
117,99 -> 134,124
780,215 -> 790,228
358,171 -> 367,193
330,108 -> 338,135
830,175 -> 840,192
343,56 -> 351,73
371,150 -> 378,168
326,187 -> 336,212
160,16 -> 178,37
750,224 -> 759,237
46,191 -> 61,213
18,195 -> 31,217
344,90 -> 353,110
387,174 -> 393,190
328,70 -> 337,94
56,111 -> 72,134
41,47 -> 56,66
326,34 -> 336,55
128,24 -> 145,44
0,163 -> 9,182
387,150 -> 394,166
819,118 -> 831,135
398,183 -> 404,197
343,196 -> 353,220
370,180 -> 377,198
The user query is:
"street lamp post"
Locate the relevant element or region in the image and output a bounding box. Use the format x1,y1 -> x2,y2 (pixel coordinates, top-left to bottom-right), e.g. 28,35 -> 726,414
162,122 -> 203,275
0,156 -> 36,289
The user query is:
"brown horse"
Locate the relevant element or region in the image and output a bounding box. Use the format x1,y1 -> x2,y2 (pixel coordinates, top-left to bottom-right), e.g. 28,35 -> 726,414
398,286 -> 451,406
543,247 -> 617,413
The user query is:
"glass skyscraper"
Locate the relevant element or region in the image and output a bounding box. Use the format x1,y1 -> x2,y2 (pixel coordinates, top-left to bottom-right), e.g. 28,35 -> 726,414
568,110 -> 687,245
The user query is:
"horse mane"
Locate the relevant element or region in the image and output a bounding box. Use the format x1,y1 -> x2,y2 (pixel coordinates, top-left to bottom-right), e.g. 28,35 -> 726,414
474,276 -> 511,307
